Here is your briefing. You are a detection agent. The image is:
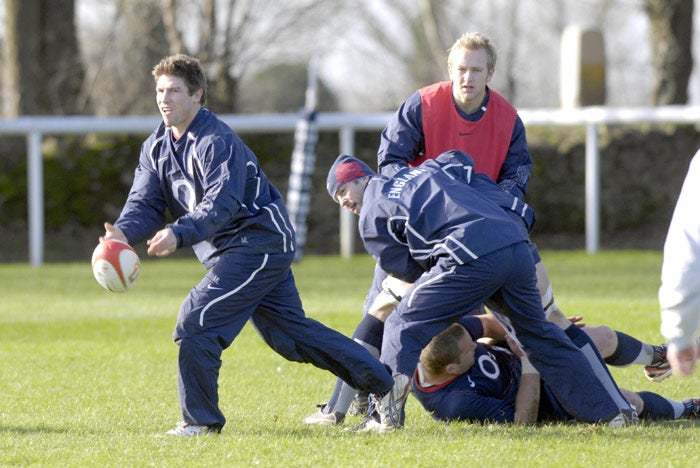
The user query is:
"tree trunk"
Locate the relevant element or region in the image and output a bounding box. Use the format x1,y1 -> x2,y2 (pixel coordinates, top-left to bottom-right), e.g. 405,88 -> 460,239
3,0 -> 40,116
644,0 -> 694,105
113,0 -> 169,114
3,0 -> 87,116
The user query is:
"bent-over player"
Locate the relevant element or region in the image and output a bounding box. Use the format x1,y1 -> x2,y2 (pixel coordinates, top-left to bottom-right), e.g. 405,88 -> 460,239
325,150 -> 638,432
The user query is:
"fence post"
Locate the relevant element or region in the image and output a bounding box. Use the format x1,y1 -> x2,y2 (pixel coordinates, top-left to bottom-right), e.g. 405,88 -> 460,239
339,126 -> 356,258
585,123 -> 600,253
27,131 -> 44,266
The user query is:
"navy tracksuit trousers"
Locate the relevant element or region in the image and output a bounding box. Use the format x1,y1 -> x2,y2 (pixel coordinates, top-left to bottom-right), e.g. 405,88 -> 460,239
173,250 -> 393,427
382,242 -> 632,424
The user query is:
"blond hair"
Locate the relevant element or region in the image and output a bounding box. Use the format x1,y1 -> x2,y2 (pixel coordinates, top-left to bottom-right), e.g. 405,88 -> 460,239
447,32 -> 497,71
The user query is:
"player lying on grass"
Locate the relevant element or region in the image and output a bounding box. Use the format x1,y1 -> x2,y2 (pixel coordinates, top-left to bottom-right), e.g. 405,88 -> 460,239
413,319 -> 699,424
322,150 -> 638,432
305,300 -> 669,426
305,149 -> 665,427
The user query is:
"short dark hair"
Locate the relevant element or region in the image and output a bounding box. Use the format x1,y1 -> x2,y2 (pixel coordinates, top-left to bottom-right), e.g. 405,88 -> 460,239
152,54 -> 208,105
419,323 -> 466,374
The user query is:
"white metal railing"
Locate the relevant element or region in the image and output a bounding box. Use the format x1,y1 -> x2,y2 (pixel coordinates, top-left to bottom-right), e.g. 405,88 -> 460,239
1,106 -> 699,265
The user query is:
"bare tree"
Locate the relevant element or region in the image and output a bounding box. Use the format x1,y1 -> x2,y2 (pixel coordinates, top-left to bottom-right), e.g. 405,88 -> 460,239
21,0 -> 693,116
78,0 -> 169,115
75,0 -> 344,114
3,0 -> 87,116
644,0 -> 693,105
330,0 -> 680,110
353,0 -> 456,90
158,0 -> 345,113
115,0 -> 170,114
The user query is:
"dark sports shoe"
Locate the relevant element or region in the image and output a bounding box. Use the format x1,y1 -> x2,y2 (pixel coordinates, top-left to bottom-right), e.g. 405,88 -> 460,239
683,399 -> 700,419
644,344 -> 672,382
348,393 -> 370,416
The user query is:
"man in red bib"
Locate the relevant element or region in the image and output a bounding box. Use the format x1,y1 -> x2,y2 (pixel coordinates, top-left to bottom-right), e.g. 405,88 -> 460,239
378,31 -> 528,200
303,32 -> 663,427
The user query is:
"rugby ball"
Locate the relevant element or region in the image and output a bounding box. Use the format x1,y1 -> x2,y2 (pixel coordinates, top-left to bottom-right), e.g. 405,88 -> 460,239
91,239 -> 141,292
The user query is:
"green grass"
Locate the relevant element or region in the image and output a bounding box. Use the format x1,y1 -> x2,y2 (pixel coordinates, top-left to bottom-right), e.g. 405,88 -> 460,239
1,251 -> 698,467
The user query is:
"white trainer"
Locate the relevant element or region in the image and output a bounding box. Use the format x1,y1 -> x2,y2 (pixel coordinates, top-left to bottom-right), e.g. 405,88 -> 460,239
303,407 -> 345,426
165,421 -> 220,436
607,408 -> 639,427
346,415 -> 384,433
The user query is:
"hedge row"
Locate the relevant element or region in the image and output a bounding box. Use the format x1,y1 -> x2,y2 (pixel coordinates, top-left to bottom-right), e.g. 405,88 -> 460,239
0,124 -> 698,262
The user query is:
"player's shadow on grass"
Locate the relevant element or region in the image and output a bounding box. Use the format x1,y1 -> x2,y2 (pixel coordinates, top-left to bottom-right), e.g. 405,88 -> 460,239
213,418 -> 700,440
649,419 -> 700,429
0,424 -> 70,435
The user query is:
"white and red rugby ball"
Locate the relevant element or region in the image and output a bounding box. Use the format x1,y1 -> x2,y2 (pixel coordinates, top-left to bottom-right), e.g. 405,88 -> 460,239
91,239 -> 141,292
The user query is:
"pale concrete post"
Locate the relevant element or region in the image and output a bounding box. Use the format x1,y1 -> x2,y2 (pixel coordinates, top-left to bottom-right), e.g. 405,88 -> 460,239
561,25 -> 605,253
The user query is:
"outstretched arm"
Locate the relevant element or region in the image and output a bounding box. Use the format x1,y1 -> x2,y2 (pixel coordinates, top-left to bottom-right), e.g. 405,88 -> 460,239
508,335 -> 540,425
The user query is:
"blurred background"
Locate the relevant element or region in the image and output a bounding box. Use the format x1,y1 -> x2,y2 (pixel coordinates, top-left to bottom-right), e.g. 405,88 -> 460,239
2,0 -> 697,115
1,0 -> 699,262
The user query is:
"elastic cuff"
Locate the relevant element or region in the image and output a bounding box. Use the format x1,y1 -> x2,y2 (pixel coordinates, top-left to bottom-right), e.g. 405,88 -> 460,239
166,224 -> 182,248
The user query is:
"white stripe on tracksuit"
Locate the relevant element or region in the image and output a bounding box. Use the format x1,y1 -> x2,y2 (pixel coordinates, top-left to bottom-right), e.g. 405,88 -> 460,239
198,254 -> 269,326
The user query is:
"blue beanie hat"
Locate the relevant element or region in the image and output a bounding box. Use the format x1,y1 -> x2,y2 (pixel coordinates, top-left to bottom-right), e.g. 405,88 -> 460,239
326,154 -> 375,199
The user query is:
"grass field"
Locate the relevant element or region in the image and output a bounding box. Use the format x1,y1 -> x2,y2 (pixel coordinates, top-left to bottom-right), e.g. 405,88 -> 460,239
1,251 -> 698,467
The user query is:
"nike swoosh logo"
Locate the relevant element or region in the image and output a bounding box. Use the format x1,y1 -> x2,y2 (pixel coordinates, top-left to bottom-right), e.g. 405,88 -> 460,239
207,284 -> 224,290
459,131 -> 473,136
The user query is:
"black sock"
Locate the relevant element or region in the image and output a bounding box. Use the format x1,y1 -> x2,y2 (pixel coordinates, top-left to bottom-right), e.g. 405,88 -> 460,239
637,391 -> 675,420
351,314 -> 385,354
605,331 -> 643,366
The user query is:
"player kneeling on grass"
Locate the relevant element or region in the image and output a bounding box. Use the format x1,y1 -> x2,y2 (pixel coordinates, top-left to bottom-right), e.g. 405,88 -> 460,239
101,54 -> 408,437
413,319 -> 700,425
